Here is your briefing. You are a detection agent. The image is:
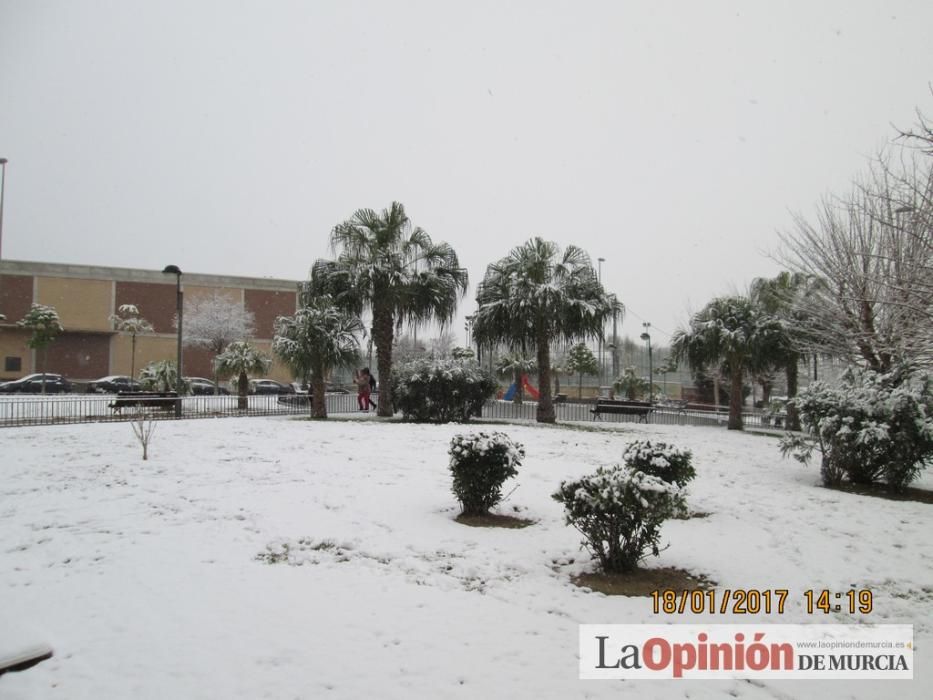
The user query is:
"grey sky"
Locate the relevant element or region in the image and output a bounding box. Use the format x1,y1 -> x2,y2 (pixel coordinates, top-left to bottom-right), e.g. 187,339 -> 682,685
2,0 -> 931,345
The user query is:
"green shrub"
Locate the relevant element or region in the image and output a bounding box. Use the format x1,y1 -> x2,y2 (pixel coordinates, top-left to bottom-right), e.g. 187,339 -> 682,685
552,465 -> 684,573
622,440 -> 695,487
392,358 -> 498,423
780,367 -> 933,490
449,432 -> 524,516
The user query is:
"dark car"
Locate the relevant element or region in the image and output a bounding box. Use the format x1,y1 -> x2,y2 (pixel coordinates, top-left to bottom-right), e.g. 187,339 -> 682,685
0,373 -> 73,394
87,375 -> 143,394
185,377 -> 231,396
249,379 -> 295,395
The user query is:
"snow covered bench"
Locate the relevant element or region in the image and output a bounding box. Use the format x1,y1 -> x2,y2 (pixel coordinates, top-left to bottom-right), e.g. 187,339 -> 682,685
590,399 -> 654,423
0,643 -> 53,676
109,391 -> 180,414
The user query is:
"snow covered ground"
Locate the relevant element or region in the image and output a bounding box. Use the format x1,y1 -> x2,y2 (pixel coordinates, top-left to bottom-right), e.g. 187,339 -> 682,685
1,416 -> 930,699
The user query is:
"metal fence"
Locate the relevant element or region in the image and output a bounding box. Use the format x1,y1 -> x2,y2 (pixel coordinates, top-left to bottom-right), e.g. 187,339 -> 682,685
0,393 -> 778,431
0,392 -> 368,428
478,399 -> 775,429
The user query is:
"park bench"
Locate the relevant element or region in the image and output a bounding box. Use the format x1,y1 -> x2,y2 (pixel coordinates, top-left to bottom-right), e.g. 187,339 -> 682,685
590,399 -> 654,423
109,391 -> 180,414
0,643 -> 53,676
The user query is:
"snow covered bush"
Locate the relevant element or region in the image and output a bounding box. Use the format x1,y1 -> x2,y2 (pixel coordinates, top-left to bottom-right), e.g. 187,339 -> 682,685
449,432 -> 525,516
139,360 -> 187,394
780,367 -> 933,490
622,440 -> 695,487
552,466 -> 685,573
391,358 -> 497,422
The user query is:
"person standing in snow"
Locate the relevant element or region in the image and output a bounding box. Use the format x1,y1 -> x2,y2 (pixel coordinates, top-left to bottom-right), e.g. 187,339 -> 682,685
354,368 -> 374,411
367,370 -> 377,410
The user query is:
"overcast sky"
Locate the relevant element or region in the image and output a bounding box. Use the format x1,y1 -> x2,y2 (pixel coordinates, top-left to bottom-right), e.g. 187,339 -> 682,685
2,0 -> 931,345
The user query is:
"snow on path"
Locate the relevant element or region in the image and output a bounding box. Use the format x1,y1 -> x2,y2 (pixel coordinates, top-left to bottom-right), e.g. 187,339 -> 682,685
0,417 -> 930,699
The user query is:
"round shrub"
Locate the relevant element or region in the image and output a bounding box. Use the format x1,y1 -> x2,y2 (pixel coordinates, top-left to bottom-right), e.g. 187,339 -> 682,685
552,465 -> 684,573
780,367 -> 933,490
392,358 -> 498,423
449,432 -> 525,516
622,440 -> 695,487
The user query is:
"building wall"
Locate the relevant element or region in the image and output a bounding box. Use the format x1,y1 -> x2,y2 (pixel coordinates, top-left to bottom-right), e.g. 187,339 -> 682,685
114,281 -> 178,334
246,289 -> 298,338
36,276 -> 113,332
0,329 -> 31,380
45,333 -> 111,378
0,260 -> 300,384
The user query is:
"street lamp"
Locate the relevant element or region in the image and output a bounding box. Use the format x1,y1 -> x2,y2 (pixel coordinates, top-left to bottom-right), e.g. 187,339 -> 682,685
640,322 -> 653,403
162,265 -> 183,417
597,257 -> 605,386
0,158 -> 8,260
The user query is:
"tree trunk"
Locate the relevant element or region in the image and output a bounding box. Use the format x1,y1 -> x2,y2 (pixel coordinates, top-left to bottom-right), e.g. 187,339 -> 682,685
713,374 -> 720,407
131,333 -> 137,380
41,347 -> 48,394
513,368 -> 523,404
785,356 -> 800,431
311,363 -> 327,419
372,299 -> 395,417
578,372 -> 583,399
237,371 -> 248,410
728,364 -> 744,430
536,334 -> 555,424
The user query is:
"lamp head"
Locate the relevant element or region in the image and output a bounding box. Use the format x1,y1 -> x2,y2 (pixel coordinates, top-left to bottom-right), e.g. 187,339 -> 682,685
162,265 -> 182,276
640,333 -> 650,342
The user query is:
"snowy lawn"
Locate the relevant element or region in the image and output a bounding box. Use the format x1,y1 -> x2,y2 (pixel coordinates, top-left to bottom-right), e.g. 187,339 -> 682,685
1,416 -> 931,699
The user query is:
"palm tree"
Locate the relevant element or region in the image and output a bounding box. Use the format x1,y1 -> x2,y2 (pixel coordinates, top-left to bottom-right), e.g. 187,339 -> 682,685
613,367 -> 650,400
671,296 -> 782,430
214,341 -> 272,410
309,202 -> 468,417
472,238 -> 621,423
109,304 -> 154,380
272,297 -> 363,419
750,271 -> 816,431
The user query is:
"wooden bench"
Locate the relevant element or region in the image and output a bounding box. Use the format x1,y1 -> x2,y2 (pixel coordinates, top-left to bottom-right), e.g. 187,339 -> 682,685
591,399 -> 654,422
109,391 -> 180,414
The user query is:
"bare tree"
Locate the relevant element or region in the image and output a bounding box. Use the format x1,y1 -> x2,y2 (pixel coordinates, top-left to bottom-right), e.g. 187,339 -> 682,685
183,292 -> 256,391
780,157 -> 933,371
130,412 -> 157,460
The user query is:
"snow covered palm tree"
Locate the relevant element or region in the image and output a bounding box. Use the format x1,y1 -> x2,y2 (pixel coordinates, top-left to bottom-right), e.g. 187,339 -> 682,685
308,202 -> 468,417
272,298 -> 363,419
671,296 -> 782,430
750,271 -> 816,431
472,238 -> 621,423
109,304 -> 154,380
214,341 -> 272,410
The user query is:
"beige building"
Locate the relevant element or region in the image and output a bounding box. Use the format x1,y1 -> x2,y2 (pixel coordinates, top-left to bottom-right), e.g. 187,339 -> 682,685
0,260 -> 300,383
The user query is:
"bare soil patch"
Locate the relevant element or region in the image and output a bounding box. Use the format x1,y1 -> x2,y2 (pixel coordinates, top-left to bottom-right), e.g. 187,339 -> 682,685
573,567 -> 715,597
829,482 -> 933,505
455,513 -> 535,529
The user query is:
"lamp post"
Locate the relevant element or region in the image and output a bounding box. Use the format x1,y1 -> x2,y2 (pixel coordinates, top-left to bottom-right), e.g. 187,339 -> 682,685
597,257 -> 605,386
0,158 -> 8,260
640,323 -> 653,403
162,265 -> 183,417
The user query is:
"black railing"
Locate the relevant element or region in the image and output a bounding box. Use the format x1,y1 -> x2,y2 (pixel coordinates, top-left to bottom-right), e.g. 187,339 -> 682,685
0,392 -> 775,431
0,392 -> 369,428
478,399 -> 771,429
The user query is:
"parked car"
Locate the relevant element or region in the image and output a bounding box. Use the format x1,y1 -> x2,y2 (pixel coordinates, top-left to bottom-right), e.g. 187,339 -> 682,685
185,377 -> 231,396
0,373 -> 73,394
248,379 -> 296,395
87,375 -> 142,394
